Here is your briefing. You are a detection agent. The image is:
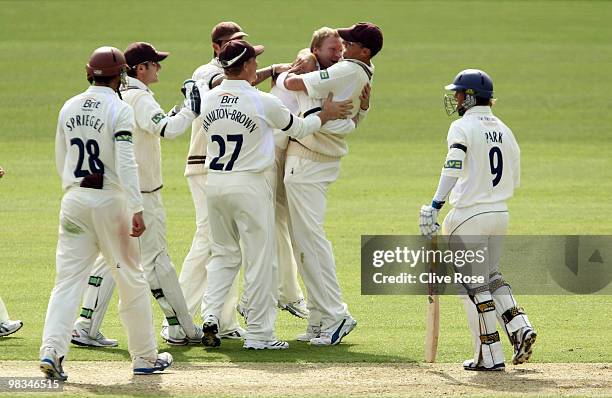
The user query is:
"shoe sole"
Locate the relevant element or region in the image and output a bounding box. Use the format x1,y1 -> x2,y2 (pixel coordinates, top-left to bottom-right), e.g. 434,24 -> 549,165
71,338 -> 118,348
202,322 -> 221,347
243,342 -> 289,350
0,322 -> 23,337
512,331 -> 537,365
40,360 -> 68,381
220,333 -> 244,340
464,362 -> 505,371
282,305 -> 309,320
296,335 -> 318,342
163,338 -> 189,346
133,366 -> 168,375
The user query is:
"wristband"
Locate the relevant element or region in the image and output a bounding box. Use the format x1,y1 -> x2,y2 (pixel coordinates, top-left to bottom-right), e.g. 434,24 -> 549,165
431,200 -> 445,210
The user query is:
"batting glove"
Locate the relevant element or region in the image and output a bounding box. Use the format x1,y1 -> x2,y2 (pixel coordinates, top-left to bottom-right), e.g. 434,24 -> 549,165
182,79 -> 201,115
419,205 -> 440,237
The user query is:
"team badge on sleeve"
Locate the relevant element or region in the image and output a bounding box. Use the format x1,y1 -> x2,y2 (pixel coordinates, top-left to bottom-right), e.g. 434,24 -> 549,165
320,70 -> 329,79
444,160 -> 462,169
151,112 -> 166,124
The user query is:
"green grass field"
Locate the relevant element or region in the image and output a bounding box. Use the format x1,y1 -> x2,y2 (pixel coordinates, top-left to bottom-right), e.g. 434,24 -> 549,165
1,0 -> 611,374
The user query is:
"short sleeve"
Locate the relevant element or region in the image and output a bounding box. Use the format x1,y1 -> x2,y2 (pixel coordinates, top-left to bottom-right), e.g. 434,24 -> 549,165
133,94 -> 167,136
115,104 -> 135,134
193,64 -> 223,92
446,122 -> 468,149
302,63 -> 352,99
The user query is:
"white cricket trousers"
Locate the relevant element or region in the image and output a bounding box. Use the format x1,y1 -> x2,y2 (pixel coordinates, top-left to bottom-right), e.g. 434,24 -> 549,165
442,203 -> 531,365
179,174 -> 241,334
267,147 -> 305,305
203,171 -> 278,341
0,297 -> 10,322
442,203 -> 509,280
284,155 -> 348,331
42,188 -> 157,360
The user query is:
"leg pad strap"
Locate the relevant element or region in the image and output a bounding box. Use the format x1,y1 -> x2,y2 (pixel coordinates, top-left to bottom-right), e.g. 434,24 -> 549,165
502,306 -> 526,324
476,300 -> 496,313
480,331 -> 500,345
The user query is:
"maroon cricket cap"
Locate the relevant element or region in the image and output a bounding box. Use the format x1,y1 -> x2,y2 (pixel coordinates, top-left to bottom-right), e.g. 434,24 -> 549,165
337,22 -> 384,57
124,42 -> 169,67
218,40 -> 264,69
211,21 -> 248,43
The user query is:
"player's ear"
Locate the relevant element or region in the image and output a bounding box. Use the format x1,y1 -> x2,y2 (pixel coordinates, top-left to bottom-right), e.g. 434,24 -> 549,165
212,42 -> 221,57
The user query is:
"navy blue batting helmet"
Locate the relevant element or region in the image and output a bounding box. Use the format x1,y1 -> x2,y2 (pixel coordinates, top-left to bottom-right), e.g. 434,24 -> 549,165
444,69 -> 494,99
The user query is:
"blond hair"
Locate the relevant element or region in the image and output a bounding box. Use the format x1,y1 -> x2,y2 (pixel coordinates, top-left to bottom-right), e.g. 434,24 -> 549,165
310,27 -> 340,52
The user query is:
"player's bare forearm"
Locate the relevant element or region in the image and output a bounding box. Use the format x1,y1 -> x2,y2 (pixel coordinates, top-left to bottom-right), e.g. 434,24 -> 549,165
283,74 -> 307,92
254,64 -> 289,86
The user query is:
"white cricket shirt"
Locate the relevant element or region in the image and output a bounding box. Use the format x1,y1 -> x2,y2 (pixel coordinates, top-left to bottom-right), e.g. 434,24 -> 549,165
55,85 -> 143,212
120,77 -> 195,192
442,106 -> 521,208
200,79 -> 322,173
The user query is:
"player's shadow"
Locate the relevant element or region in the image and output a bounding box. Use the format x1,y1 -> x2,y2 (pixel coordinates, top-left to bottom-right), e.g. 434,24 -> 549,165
427,367 -> 559,394
73,373 -> 170,397
70,345 -> 132,359
160,338 -> 413,369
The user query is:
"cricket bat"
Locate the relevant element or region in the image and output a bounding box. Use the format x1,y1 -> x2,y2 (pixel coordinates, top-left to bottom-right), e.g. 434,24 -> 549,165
424,235 -> 440,363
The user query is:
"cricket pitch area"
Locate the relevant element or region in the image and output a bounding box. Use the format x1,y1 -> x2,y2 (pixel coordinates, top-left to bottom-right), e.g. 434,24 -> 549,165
1,362 -> 611,397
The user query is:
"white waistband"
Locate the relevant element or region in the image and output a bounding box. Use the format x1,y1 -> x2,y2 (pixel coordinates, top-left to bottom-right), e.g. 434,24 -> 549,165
206,170 -> 265,186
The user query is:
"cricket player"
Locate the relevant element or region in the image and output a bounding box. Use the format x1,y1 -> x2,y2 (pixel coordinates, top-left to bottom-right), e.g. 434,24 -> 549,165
42,46 -> 172,380
0,169 -> 23,338
419,69 -> 537,371
199,40 -> 352,350
0,296 -> 23,337
180,21 -> 294,338
72,42 -> 203,347
278,22 -> 383,345
270,26 -> 371,337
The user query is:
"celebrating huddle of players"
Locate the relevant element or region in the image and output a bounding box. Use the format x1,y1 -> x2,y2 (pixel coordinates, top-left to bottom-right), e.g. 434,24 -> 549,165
33,19 -> 536,381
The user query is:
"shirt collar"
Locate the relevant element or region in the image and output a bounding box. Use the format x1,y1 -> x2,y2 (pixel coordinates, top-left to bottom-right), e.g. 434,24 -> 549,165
121,76 -> 152,94
219,79 -> 252,89
342,58 -> 375,72
86,85 -> 118,95
464,106 -> 492,116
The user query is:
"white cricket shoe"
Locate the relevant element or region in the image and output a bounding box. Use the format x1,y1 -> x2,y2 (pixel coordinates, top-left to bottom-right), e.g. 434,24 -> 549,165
220,326 -> 246,340
71,328 -> 118,347
201,315 -> 221,347
296,324 -> 321,342
310,316 -> 357,346
512,327 -> 537,365
39,346 -> 68,381
0,319 -> 23,337
243,339 -> 289,350
280,299 -> 309,319
133,352 -> 173,375
160,324 -> 203,346
463,359 -> 505,371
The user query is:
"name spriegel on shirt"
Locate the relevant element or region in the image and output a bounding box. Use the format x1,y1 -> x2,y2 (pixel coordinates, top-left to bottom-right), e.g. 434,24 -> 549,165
201,95 -> 257,134
64,98 -> 105,133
